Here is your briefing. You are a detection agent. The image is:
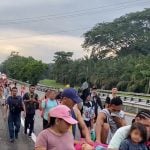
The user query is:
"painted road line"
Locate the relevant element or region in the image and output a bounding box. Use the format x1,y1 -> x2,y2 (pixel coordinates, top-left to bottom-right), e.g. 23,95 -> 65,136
21,117 -> 36,143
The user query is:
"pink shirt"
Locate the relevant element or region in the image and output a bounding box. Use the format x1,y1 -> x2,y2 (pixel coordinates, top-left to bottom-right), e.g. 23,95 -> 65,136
35,129 -> 75,150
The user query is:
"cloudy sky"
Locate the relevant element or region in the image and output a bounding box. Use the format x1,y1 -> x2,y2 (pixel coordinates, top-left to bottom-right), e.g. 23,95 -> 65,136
0,0 -> 150,63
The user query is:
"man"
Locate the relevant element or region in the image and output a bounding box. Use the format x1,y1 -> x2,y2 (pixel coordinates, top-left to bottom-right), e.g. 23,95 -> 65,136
61,88 -> 92,144
105,87 -> 118,108
23,84 -> 39,137
4,87 -> 26,142
108,110 -> 150,150
95,97 -> 126,144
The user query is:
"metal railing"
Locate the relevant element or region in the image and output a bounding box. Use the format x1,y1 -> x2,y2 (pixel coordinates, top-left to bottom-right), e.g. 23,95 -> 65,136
9,78 -> 150,112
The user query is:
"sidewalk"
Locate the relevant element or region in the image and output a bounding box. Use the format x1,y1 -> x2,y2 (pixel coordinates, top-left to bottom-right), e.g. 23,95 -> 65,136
0,106 -> 34,150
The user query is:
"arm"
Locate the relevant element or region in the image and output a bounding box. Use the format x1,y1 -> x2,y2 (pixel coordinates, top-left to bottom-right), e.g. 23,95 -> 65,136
41,100 -> 46,109
22,101 -> 26,114
23,93 -> 32,103
32,94 -> 39,103
95,112 -> 106,143
35,131 -> 47,150
4,104 -> 8,121
35,147 -> 46,150
75,108 -> 92,143
108,126 -> 129,149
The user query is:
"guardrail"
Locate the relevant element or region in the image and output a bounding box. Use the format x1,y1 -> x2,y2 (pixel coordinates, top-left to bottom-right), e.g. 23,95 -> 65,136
98,89 -> 150,98
9,78 -> 150,113
100,96 -> 150,113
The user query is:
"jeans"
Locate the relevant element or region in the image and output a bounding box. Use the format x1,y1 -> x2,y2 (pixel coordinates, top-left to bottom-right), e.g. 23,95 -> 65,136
8,113 -> 21,139
24,114 -> 34,136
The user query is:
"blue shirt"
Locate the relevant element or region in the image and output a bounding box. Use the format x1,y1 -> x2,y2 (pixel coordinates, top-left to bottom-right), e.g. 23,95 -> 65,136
119,139 -> 148,150
42,99 -> 58,121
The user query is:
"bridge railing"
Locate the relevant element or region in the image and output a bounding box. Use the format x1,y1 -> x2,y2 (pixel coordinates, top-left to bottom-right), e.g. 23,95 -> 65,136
9,78 -> 150,113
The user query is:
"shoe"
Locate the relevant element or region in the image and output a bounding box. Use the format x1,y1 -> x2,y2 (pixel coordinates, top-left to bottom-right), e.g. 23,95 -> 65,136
15,134 -> 18,139
28,134 -> 31,138
10,139 -> 14,143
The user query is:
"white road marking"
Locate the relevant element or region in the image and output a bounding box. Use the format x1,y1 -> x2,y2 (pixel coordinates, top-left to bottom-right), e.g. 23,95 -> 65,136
21,117 -> 37,143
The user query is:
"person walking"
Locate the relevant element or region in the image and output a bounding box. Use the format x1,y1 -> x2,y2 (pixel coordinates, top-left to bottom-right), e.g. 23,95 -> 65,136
4,87 -> 26,142
23,84 -> 39,137
41,89 -> 58,129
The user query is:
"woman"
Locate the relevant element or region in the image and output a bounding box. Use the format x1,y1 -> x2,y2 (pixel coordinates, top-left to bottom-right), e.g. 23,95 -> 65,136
35,105 -> 77,150
41,90 -> 58,129
21,84 -> 26,97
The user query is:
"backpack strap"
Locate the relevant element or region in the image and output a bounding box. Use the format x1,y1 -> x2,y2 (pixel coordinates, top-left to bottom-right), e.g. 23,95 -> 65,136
71,109 -> 76,138
102,109 -> 110,123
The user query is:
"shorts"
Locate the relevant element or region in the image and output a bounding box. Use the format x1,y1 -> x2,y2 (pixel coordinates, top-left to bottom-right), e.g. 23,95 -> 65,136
84,120 -> 91,128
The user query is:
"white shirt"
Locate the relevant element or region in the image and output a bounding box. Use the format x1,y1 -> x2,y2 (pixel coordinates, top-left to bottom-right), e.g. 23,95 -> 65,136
108,125 -> 131,149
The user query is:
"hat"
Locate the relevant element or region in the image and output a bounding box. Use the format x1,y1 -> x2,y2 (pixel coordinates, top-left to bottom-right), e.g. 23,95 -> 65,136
49,105 -> 77,125
62,88 -> 81,104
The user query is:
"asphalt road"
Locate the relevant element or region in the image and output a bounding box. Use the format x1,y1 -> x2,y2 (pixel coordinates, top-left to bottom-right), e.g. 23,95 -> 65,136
0,84 -> 135,150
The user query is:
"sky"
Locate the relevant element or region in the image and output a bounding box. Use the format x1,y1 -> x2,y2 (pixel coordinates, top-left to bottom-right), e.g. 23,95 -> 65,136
0,0 -> 150,63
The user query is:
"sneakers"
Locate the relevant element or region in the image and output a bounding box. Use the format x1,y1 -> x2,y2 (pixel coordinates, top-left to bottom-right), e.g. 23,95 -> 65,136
24,131 -> 27,135
10,139 -> 14,143
15,134 -> 18,139
28,134 -> 31,138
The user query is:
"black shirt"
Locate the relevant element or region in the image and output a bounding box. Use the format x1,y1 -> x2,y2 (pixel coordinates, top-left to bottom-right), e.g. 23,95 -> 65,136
23,92 -> 38,115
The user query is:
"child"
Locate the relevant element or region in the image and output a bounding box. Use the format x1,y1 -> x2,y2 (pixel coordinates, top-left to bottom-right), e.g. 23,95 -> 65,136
82,94 -> 95,130
119,122 -> 148,150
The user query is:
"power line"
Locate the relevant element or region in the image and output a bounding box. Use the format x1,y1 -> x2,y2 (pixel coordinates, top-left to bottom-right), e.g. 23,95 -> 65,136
0,0 -> 149,25
0,0 -> 149,41
0,26 -> 93,41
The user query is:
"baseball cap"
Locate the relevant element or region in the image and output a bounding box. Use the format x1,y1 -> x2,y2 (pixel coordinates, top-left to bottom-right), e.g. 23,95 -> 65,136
49,105 -> 78,125
62,88 -> 81,104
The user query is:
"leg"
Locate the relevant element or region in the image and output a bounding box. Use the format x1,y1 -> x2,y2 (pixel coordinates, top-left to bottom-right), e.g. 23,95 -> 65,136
28,114 -> 34,136
101,123 -> 110,144
14,114 -> 21,139
8,114 -> 15,140
24,115 -> 29,134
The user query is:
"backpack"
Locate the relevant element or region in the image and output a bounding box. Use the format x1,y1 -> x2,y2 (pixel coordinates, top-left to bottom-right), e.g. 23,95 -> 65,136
26,92 -> 39,109
9,96 -> 23,114
41,99 -> 59,118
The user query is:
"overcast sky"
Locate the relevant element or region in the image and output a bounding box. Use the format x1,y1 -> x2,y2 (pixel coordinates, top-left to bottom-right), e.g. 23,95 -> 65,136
0,0 -> 150,63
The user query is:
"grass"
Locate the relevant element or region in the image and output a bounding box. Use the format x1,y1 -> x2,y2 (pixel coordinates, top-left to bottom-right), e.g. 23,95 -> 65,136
39,79 -> 65,89
39,79 -> 79,89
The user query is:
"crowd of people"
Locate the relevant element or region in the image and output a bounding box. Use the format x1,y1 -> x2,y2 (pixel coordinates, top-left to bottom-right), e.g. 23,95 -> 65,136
0,79 -> 150,150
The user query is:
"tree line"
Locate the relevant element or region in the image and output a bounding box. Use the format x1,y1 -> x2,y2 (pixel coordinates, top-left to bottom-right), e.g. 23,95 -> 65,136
0,53 -> 48,85
0,9 -> 150,93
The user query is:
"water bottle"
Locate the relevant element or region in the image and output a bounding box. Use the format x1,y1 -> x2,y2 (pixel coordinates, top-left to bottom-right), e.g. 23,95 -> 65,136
90,129 -> 96,141
95,145 -> 106,150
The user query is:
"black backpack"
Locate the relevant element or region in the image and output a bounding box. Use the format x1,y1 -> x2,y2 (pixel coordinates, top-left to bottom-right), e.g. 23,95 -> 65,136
9,96 -> 23,114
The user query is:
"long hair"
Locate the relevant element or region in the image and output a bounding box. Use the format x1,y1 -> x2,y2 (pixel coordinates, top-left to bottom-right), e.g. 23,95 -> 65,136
127,122 -> 147,143
47,117 -> 56,128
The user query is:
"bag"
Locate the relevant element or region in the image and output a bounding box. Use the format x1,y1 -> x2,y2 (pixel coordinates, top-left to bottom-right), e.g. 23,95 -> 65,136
9,96 -> 23,114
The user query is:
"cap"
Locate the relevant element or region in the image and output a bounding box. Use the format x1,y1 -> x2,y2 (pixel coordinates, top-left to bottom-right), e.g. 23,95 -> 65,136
62,88 -> 81,104
49,105 -> 77,125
